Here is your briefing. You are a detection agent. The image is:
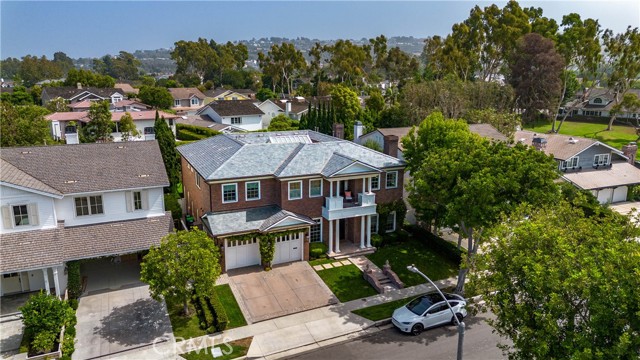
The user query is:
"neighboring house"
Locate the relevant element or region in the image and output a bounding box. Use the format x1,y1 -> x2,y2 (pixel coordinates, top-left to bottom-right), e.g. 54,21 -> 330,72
176,115 -> 247,134
257,99 -> 310,128
203,88 -> 253,104
1,79 -> 14,88
168,88 -> 206,114
67,99 -> 151,112
196,100 -> 264,131
45,110 -> 178,144
115,82 -> 138,95
41,86 -> 126,105
177,128 -> 406,272
514,130 -> 640,204
562,88 -> 640,120
0,141 -> 173,297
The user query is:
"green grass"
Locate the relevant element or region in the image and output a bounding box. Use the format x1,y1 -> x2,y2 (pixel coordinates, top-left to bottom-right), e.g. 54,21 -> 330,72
352,295 -> 423,321
524,120 -> 637,149
214,284 -> 246,329
315,264 -> 378,302
308,258 -> 335,267
180,337 -> 252,360
166,298 -> 208,340
366,238 -> 459,287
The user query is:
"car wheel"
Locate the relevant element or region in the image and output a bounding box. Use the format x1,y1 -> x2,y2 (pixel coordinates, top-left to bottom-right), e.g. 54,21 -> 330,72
411,323 -> 424,335
451,313 -> 464,325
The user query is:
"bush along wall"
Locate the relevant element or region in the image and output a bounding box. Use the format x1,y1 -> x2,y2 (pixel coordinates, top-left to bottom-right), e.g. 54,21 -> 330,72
376,199 -> 408,234
66,261 -> 81,299
176,123 -> 221,141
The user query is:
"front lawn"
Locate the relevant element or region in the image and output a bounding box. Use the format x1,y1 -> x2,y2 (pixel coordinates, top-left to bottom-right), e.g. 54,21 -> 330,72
366,236 -> 460,287
315,264 -> 378,302
308,258 -> 335,267
352,295 -> 423,321
214,284 -> 246,329
524,120 -> 637,149
180,337 -> 252,360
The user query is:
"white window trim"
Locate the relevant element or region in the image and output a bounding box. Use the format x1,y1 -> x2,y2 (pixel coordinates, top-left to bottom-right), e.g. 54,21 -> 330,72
195,173 -> 201,189
371,174 -> 380,191
174,99 -> 180,107
288,180 -> 303,200
309,179 -> 323,198
310,217 -> 323,243
385,171 -> 398,189
385,211 -> 396,233
593,153 -> 610,166
190,98 -> 199,106
74,195 -> 105,217
561,156 -> 579,170
245,181 -> 261,201
370,213 -> 379,234
231,117 -> 242,125
222,183 -> 238,204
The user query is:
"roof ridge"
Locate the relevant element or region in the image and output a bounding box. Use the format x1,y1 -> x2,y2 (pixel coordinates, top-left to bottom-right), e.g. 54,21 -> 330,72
274,143 -> 306,176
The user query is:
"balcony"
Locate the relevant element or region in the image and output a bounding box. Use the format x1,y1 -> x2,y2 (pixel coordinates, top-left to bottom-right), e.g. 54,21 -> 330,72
322,192 -> 377,220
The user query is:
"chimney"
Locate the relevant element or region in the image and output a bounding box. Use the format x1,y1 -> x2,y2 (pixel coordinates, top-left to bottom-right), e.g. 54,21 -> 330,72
285,101 -> 291,117
622,142 -> 638,164
353,121 -> 364,142
383,135 -> 399,158
532,136 -> 547,151
332,123 -> 344,139
77,82 -> 82,89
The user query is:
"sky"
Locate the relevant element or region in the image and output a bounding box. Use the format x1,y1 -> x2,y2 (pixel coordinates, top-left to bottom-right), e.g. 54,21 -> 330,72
1,1 -> 639,59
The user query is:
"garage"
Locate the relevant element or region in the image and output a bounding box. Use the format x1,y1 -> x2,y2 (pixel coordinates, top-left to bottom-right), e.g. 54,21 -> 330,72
273,232 -> 303,265
596,188 -> 613,204
225,238 -> 261,271
612,186 -> 628,203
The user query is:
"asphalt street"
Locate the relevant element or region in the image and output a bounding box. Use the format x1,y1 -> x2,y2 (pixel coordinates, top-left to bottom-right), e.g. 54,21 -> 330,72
287,312 -> 509,360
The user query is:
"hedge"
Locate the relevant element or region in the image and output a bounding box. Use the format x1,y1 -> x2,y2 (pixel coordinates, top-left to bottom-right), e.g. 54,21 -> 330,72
164,193 -> 182,222
209,291 -> 229,332
309,242 -> 327,259
176,129 -> 207,141
176,123 -> 220,141
66,261 -> 81,299
192,293 -> 215,333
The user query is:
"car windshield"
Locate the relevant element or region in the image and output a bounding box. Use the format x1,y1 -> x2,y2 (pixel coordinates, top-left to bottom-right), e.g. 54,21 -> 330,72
406,294 -> 440,315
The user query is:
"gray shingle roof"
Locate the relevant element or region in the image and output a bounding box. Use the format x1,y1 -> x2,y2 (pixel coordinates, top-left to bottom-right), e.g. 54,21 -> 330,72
320,153 -> 359,177
168,88 -> 206,100
177,130 -> 405,181
0,159 -> 63,197
1,141 -> 169,195
0,213 -> 173,273
202,206 -> 313,237
203,100 -> 264,116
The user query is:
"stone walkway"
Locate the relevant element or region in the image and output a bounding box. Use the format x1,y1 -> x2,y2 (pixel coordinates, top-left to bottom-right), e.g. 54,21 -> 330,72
311,259 -> 351,271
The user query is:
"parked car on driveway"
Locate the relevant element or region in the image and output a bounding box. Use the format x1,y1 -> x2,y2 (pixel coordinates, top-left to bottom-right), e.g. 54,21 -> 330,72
392,292 -> 467,335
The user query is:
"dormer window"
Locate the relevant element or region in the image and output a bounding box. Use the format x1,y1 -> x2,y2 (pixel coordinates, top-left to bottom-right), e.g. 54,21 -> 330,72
190,98 -> 199,106
561,157 -> 579,169
593,98 -> 603,104
174,100 -> 180,107
593,154 -> 610,166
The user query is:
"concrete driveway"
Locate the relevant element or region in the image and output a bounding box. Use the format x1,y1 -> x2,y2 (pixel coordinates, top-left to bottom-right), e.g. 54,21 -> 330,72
228,262 -> 337,323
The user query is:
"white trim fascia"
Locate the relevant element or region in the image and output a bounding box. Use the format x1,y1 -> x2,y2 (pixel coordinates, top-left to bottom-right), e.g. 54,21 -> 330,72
572,141 -> 625,160
0,182 -> 63,199
207,175 -> 273,184
65,185 -> 167,197
1,263 -> 66,275
263,216 -> 315,231
328,161 -> 382,177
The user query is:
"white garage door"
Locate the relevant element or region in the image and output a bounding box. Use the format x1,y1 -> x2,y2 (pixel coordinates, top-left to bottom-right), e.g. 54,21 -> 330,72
273,232 -> 303,265
597,188 -> 613,204
225,238 -> 261,271
612,186 -> 628,203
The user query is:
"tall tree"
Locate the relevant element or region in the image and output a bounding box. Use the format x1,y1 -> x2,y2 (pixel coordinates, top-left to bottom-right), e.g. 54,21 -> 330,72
171,38 -> 217,84
141,228 -> 222,315
81,101 -> 112,143
52,51 -> 75,75
603,26 -> 640,131
258,43 -> 306,95
64,69 -> 115,88
330,85 -> 361,140
154,112 -> 180,194
469,199 -> 640,359
325,40 -> 372,88
118,112 -> 140,141
0,102 -> 53,147
138,86 -> 173,109
509,33 -> 565,123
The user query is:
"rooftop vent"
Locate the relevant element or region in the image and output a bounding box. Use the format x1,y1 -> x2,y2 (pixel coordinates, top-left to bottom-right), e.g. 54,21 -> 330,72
138,174 -> 150,178
20,151 -> 32,154
569,137 -> 578,144
117,146 -> 126,149
64,180 -> 78,184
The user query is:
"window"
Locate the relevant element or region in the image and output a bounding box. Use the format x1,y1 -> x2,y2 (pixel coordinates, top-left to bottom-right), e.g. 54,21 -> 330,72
12,205 -> 29,226
309,179 -> 323,197
385,211 -> 396,233
288,181 -> 302,200
594,154 -> 610,166
246,181 -> 260,201
370,214 -> 379,234
174,99 -> 180,107
222,184 -> 238,203
310,218 -> 322,242
75,195 -> 103,216
561,157 -> 579,169
593,98 -> 603,104
371,175 -> 380,191
144,127 -> 154,135
133,191 -> 142,210
195,173 -> 201,189
385,171 -> 398,188
231,117 -> 242,125
190,98 -> 199,106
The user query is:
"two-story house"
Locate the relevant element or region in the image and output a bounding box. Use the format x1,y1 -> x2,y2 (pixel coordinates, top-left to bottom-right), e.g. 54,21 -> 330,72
514,130 -> 640,204
203,88 -> 254,104
177,129 -> 406,272
257,98 -> 310,129
196,100 -> 264,131
41,86 -> 126,106
0,141 -> 173,297
562,88 -> 640,120
168,88 -> 206,114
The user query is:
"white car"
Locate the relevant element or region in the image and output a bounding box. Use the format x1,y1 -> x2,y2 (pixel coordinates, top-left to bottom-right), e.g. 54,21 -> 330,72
392,293 -> 467,335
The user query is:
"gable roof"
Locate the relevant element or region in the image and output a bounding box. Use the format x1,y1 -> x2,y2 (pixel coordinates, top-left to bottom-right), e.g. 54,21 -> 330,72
199,100 -> 264,117
43,87 -> 125,100
468,124 -> 509,142
0,141 -> 169,195
168,88 -> 206,100
177,130 -> 405,181
273,100 -> 309,114
201,205 -> 313,237
45,110 -> 178,123
513,130 -> 622,161
562,162 -> 640,190
0,158 -> 63,197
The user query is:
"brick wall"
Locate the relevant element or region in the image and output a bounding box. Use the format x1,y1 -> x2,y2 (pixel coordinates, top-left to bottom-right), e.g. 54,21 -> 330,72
210,178 -> 280,212
181,157 -> 210,225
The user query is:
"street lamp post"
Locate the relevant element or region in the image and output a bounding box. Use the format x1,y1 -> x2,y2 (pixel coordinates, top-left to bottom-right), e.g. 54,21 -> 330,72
407,264 -> 465,360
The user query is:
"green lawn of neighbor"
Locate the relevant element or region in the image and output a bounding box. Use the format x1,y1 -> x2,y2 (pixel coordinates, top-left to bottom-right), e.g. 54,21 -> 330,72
215,284 -> 247,329
524,120 -> 637,149
180,337 -> 252,360
315,264 -> 378,302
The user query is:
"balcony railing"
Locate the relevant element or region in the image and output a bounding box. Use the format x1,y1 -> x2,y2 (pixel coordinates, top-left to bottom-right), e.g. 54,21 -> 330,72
322,192 -> 377,220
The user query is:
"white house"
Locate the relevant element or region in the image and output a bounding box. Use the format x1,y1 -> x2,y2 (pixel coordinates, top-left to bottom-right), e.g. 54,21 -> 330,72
0,141 -> 173,297
196,100 -> 264,131
257,98 -> 309,129
168,88 -> 206,115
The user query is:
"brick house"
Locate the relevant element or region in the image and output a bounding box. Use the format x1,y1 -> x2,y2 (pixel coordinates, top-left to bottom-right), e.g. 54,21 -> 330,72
177,128 -> 406,271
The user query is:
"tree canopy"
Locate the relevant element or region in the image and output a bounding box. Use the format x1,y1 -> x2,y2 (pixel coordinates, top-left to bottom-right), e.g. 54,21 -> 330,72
0,102 -> 53,147
138,86 -> 173,109
118,112 -> 140,141
81,101 -> 112,143
258,42 -> 306,95
154,112 -> 180,194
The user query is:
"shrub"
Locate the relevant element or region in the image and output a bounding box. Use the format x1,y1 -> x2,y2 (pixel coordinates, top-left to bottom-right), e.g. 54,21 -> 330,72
371,234 -> 383,248
176,123 -> 220,141
68,299 -> 78,311
20,292 -> 73,337
191,293 -> 214,332
309,242 -> 328,259
61,332 -> 75,358
31,330 -> 57,354
66,261 -> 81,299
209,292 -> 229,332
164,193 -> 182,221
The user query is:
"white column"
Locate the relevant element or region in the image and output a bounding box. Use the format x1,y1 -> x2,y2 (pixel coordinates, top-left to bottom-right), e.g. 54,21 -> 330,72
337,181 -> 341,197
328,220 -> 334,254
335,219 -> 341,253
360,215 -> 365,249
330,181 -> 333,197
368,177 -> 372,193
52,267 -> 61,298
366,215 -> 372,247
42,268 -> 50,295
362,177 -> 366,194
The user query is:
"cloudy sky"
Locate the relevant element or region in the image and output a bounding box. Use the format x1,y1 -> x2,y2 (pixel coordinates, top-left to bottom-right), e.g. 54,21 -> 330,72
1,1 -> 639,58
